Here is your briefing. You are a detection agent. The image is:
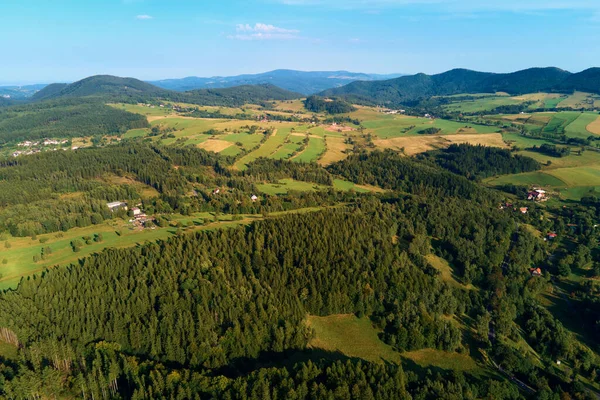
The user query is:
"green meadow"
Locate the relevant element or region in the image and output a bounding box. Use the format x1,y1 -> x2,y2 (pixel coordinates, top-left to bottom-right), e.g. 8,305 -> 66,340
292,136 -> 326,163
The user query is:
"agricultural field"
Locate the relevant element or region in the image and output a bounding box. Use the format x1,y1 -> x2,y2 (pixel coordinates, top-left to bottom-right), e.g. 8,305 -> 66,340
557,91 -> 600,109
443,95 -> 523,113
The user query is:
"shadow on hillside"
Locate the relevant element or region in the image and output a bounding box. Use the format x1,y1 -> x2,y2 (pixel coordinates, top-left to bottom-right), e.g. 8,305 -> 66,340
211,347 -> 360,378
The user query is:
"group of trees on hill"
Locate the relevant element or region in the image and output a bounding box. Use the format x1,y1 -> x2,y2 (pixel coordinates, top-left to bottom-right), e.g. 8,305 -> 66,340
419,144 -> 542,180
304,96 -> 355,114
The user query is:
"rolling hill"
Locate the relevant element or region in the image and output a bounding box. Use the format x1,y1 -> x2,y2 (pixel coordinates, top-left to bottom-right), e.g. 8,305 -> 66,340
30,75 -> 302,106
319,67 -> 596,106
149,69 -> 403,95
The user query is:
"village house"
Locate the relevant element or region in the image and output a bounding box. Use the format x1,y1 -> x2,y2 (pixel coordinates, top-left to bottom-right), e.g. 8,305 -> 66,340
131,207 -> 142,216
520,207 -> 528,214
529,267 -> 542,277
547,232 -> 557,240
251,195 -> 258,202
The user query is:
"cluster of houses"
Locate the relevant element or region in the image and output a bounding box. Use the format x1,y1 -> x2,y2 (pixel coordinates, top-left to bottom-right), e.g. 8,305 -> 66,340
12,138 -> 71,157
498,202 -> 529,214
107,201 -> 155,229
12,149 -> 42,157
527,188 -> 548,202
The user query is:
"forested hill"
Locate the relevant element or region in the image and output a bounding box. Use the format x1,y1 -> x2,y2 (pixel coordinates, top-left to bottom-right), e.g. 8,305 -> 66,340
31,75 -> 169,102
183,83 -> 301,106
31,75 -> 302,106
318,67 -> 597,106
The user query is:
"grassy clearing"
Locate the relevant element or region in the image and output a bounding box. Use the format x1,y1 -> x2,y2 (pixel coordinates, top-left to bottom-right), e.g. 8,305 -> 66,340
425,254 -> 473,290
292,137 -> 326,163
307,314 -> 401,364
256,179 -> 328,195
307,314 -> 480,372
197,139 -> 233,153
256,178 -> 377,195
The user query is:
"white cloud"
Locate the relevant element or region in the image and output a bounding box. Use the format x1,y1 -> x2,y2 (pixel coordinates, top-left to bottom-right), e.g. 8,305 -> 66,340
135,14 -> 153,20
276,0 -> 600,13
228,23 -> 300,40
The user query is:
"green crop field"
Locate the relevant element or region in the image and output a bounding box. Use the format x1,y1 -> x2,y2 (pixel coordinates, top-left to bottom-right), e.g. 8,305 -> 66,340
292,136 -> 326,163
442,96 -> 522,113
270,135 -> 305,160
542,112 -> 580,135
564,112 -> 598,139
233,128 -> 292,170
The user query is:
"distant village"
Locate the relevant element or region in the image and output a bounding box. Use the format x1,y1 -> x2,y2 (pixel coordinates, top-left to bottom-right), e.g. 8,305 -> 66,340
12,138 -> 71,157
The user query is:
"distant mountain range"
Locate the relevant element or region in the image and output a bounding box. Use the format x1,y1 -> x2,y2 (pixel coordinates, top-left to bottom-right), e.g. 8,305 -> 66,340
148,70 -> 403,95
0,84 -> 47,100
319,67 -> 600,106
30,75 -> 302,107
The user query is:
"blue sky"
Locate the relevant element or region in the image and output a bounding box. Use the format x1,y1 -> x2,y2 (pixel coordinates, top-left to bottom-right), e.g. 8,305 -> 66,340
1,0 -> 600,84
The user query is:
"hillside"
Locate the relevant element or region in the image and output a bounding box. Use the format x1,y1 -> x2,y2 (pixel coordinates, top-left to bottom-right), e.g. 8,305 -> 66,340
150,69 -> 403,94
320,67 -> 597,106
0,99 -> 149,143
31,76 -> 167,102
183,83 -> 301,106
555,68 -> 600,93
31,75 -> 302,106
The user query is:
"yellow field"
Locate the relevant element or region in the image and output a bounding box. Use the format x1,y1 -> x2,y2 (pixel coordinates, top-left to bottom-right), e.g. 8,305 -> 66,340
318,136 -> 350,165
197,139 -> 233,152
373,133 -> 507,155
586,115 -> 600,135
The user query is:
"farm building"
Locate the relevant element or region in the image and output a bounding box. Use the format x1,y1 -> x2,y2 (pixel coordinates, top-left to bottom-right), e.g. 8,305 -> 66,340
547,232 -> 557,240
529,267 -> 542,277
107,201 -> 127,211
251,195 -> 258,202
527,189 -> 547,202
131,207 -> 142,216
520,207 -> 528,214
